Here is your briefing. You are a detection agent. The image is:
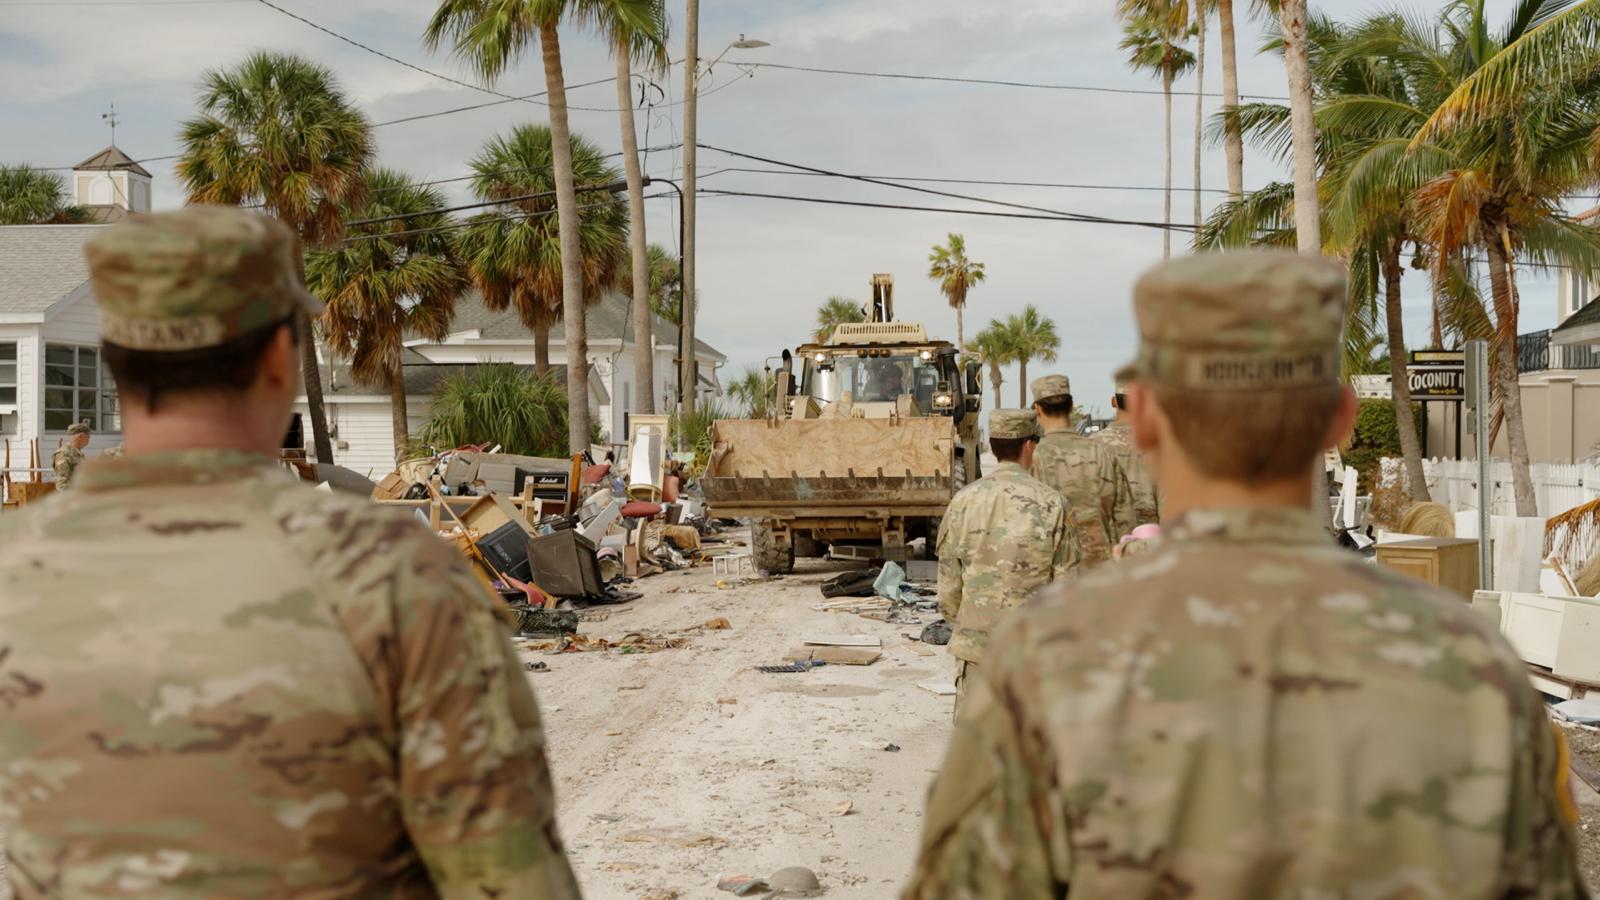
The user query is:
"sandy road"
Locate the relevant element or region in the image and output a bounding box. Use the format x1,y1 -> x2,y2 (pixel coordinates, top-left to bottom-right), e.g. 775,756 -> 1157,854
526,552 -> 954,899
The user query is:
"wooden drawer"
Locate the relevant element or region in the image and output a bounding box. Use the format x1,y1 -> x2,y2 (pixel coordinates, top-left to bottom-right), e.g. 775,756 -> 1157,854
1375,538 -> 1480,599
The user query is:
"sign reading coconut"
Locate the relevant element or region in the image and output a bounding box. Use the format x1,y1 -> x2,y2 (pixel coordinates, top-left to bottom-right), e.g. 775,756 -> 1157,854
1407,349 -> 1466,401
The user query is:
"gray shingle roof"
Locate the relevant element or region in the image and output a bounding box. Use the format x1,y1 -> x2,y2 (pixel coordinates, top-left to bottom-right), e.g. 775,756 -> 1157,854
435,289 -> 726,360
1553,298 -> 1600,342
0,225 -> 102,315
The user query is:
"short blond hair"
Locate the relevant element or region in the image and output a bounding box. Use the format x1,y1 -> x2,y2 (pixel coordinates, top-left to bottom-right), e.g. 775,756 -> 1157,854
1152,384 -> 1342,483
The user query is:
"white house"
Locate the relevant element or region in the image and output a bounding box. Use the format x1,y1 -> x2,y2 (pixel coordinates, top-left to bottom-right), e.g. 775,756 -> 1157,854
0,146 -> 157,475
295,289 -> 728,475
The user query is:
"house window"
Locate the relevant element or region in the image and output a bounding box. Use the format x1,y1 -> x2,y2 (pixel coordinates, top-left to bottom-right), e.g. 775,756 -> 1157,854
43,344 -> 118,432
0,342 -> 16,433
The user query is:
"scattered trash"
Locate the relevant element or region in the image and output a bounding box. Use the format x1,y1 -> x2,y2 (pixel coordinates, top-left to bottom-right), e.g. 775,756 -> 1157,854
704,616 -> 732,630
767,865 -> 825,897
522,631 -> 692,654
821,568 -> 881,599
884,743 -> 901,752
591,813 -> 624,823
918,682 -> 958,696
522,661 -> 549,672
619,683 -> 645,691
782,799 -> 853,818
873,561 -> 913,602
605,729 -> 624,735
757,660 -> 827,674
919,620 -> 952,645
785,646 -> 881,666
712,554 -> 755,577
717,697 -> 738,705
513,607 -> 579,636
622,827 -> 724,848
1556,698 -> 1600,724
717,876 -> 769,896
802,634 -> 882,648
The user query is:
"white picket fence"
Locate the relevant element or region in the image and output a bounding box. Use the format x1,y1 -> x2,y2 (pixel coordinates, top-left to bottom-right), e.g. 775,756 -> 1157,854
1419,458 -> 1600,519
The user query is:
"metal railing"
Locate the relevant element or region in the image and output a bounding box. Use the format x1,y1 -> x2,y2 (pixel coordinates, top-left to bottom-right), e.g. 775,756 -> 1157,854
1518,329 -> 1600,372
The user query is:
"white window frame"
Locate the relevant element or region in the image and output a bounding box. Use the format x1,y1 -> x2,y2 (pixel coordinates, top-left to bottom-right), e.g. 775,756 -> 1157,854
42,343 -> 119,433
0,341 -> 17,432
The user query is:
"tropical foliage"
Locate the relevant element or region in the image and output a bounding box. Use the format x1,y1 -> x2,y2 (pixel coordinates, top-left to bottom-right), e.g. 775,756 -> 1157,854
176,50 -> 374,464
1119,0 -> 1196,258
451,124 -> 629,375
306,167 -> 468,458
928,233 -> 986,352
1197,0 -> 1600,515
646,243 -> 682,324
968,324 -> 1011,410
726,365 -> 775,418
0,165 -> 89,225
420,363 -> 571,457
970,306 -> 1061,407
814,296 -> 865,343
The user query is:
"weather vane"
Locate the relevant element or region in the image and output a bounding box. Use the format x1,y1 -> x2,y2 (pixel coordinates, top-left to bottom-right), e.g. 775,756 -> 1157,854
102,102 -> 120,145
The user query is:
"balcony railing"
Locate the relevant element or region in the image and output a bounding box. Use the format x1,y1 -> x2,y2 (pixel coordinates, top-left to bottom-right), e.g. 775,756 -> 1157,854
1518,329 -> 1600,372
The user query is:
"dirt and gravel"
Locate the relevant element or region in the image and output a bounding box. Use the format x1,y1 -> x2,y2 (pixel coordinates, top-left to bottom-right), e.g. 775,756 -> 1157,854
1560,725 -> 1600,888
526,553 -> 954,899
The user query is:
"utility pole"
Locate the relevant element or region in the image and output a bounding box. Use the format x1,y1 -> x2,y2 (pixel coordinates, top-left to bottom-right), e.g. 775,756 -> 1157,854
679,0 -> 700,416
102,103 -> 119,145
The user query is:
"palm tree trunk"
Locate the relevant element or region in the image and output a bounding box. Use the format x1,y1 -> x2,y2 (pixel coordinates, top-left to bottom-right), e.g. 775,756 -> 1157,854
1218,0 -> 1244,198
1383,240 -> 1429,501
618,44 -> 655,416
298,313 -> 335,464
988,363 -> 1002,410
388,363 -> 409,464
1162,66 -> 1173,260
1193,2 -> 1207,230
539,20 -> 591,454
956,304 -> 965,355
535,322 -> 551,376
1485,231 -> 1538,517
1430,277 -> 1444,349
1018,357 -> 1028,407
1279,0 -> 1321,254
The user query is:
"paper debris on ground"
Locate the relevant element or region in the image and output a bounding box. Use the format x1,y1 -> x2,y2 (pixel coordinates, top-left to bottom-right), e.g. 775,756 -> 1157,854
801,634 -> 882,648
622,827 -> 724,848
781,799 -> 854,818
918,682 -> 957,696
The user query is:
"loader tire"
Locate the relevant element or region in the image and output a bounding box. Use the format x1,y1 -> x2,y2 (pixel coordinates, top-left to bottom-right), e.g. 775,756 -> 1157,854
793,533 -> 826,559
752,521 -> 795,574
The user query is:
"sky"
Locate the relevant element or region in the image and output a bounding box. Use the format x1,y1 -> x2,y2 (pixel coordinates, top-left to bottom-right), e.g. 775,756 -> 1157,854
0,0 -> 1574,417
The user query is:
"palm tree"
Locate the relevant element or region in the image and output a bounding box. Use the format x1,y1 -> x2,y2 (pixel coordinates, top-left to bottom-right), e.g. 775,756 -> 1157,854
1402,0 -> 1600,515
177,51 -> 374,465
726,365 -> 773,418
609,0 -> 669,416
928,233 -> 986,352
1002,305 -> 1061,406
306,168 -> 468,459
420,362 -> 571,456
1191,0 -> 1213,228
0,165 -> 89,224
451,124 -> 629,378
426,0 -> 654,454
814,296 -> 865,343
968,323 -> 1012,410
1217,0 -> 1245,197
1279,0 -> 1322,254
646,242 -> 680,324
1119,3 -> 1197,259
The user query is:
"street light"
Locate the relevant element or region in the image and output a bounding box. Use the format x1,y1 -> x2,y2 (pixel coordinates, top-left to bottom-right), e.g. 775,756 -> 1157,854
680,10 -> 770,415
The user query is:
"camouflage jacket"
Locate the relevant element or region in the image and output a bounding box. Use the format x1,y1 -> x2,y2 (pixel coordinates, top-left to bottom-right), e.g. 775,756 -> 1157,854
936,462 -> 1079,665
51,444 -> 84,490
905,506 -> 1586,900
1092,420 -> 1161,526
1030,427 -> 1136,564
0,450 -> 580,899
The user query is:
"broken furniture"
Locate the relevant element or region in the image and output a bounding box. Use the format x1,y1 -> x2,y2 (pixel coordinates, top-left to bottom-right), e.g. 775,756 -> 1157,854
1375,537 -> 1479,599
1478,589 -> 1600,699
712,554 -> 754,577
527,526 -> 605,599
627,414 -> 670,501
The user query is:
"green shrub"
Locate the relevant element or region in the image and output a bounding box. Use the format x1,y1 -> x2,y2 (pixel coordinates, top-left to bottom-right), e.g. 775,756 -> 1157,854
1345,399 -> 1403,493
668,400 -> 732,475
419,364 -> 571,457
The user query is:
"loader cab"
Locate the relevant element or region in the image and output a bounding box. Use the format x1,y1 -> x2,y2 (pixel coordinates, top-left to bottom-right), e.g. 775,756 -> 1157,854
796,344 -> 964,418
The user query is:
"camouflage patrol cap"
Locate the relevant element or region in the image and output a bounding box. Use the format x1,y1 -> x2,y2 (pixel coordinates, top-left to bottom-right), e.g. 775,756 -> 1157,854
1119,250 -> 1347,390
66,423 -> 91,437
989,409 -> 1040,440
1030,375 -> 1071,404
85,206 -> 323,352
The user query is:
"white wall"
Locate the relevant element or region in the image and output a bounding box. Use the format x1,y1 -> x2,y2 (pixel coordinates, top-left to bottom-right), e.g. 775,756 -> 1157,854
292,398 -> 429,475
0,327 -> 40,469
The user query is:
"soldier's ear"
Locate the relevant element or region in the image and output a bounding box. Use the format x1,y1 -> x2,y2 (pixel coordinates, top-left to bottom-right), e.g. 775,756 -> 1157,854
1321,385 -> 1359,451
1128,384 -> 1160,453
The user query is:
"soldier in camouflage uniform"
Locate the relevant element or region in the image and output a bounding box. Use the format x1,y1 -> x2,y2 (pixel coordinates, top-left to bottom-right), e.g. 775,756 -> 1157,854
51,422 -> 91,489
1093,381 -> 1161,525
905,251 -> 1585,899
0,207 -> 580,898
937,409 -> 1079,715
1028,374 -> 1136,563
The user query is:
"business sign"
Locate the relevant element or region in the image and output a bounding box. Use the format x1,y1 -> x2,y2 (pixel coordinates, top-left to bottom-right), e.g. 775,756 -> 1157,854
1407,349 -> 1465,400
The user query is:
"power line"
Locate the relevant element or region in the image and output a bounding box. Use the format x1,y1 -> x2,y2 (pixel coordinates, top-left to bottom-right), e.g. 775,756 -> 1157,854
697,143 -> 1196,231
706,166 -> 1234,195
697,188 -> 1197,231
0,0 -> 244,5
341,192 -> 670,244
727,59 -> 1290,102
